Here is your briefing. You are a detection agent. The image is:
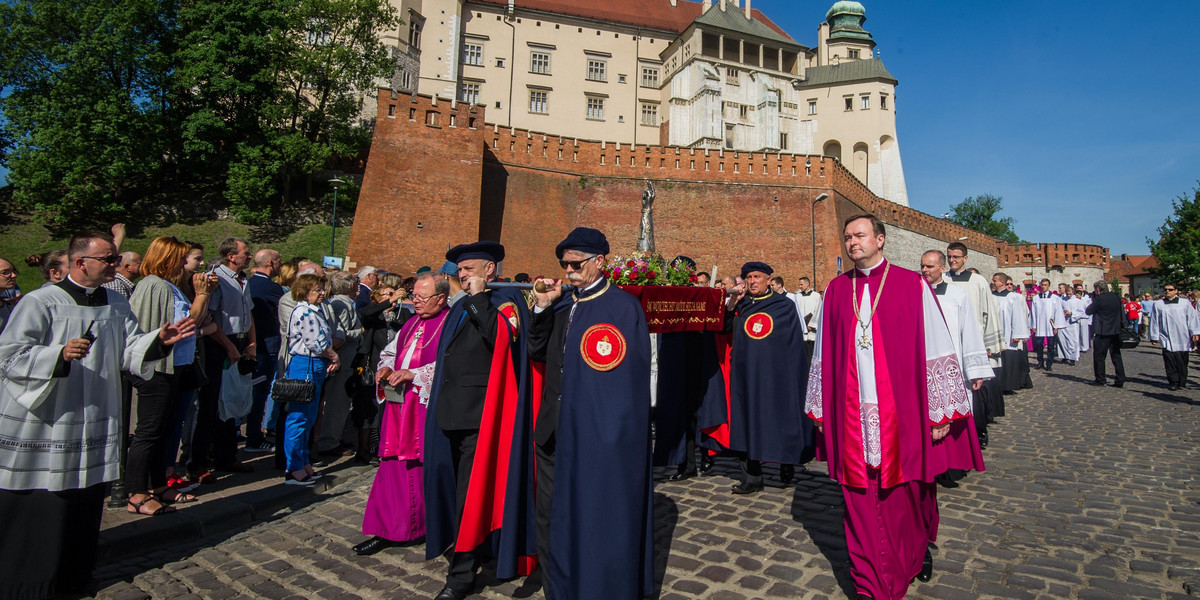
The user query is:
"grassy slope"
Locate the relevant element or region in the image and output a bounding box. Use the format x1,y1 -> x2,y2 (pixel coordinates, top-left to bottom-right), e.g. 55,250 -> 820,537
0,217 -> 350,294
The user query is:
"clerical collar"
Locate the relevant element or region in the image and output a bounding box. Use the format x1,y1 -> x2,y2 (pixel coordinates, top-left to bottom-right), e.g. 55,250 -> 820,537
798,290 -> 813,296
1163,297 -> 1180,304
947,270 -> 972,282
994,290 -> 1010,297
932,281 -> 948,296
57,275 -> 107,306
855,258 -> 886,276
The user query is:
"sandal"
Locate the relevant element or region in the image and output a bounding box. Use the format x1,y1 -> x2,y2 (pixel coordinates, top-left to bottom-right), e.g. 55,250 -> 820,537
127,496 -> 176,516
155,489 -> 198,504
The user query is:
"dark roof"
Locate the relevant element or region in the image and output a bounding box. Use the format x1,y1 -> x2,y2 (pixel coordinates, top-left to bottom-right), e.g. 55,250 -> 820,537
796,59 -> 896,88
692,3 -> 802,48
469,0 -> 793,39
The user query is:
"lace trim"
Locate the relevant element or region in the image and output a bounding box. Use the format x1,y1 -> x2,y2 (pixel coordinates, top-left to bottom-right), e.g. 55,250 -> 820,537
927,354 -> 971,422
805,358 -> 822,419
412,363 -> 437,406
963,353 -> 991,370
863,402 -> 881,467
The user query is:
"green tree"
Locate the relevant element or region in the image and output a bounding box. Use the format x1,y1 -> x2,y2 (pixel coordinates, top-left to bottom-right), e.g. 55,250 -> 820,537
1147,184 -> 1200,287
947,194 -> 1022,244
0,0 -> 175,231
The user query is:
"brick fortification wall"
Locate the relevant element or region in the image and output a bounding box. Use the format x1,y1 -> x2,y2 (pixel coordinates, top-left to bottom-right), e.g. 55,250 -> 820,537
350,90 -> 1053,287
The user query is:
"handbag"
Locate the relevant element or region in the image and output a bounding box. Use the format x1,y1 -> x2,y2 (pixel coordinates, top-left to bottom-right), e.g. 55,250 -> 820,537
275,306 -> 317,404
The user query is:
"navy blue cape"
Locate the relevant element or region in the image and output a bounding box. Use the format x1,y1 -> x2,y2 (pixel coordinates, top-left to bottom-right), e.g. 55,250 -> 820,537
545,282 -> 655,600
424,287 -> 537,579
727,291 -> 815,464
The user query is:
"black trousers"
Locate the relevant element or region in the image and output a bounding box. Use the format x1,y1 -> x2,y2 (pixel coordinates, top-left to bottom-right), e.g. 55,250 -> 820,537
0,483 -> 106,600
1034,335 -> 1058,368
189,338 -> 241,473
737,454 -> 763,487
1163,349 -> 1190,387
445,429 -> 481,593
534,439 -> 556,596
1092,335 -> 1126,384
125,372 -> 180,494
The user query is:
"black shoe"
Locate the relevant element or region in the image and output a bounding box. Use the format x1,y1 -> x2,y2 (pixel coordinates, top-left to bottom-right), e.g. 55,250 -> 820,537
667,470 -> 696,482
731,482 -> 763,495
917,548 -> 933,582
353,536 -> 395,556
433,586 -> 469,600
698,455 -> 714,475
1168,384 -> 1180,391
935,473 -> 959,489
779,464 -> 795,484
1109,382 -> 1124,388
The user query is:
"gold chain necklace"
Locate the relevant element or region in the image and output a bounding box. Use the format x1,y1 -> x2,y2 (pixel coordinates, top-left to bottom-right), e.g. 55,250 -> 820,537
410,315 -> 447,350
851,263 -> 890,349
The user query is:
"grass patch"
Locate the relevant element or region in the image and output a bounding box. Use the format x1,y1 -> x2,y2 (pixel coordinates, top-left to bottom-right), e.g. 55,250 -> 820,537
0,215 -> 350,294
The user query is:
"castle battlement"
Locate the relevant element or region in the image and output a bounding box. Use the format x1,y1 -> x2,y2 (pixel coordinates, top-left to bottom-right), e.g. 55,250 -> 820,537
996,242 -> 1109,270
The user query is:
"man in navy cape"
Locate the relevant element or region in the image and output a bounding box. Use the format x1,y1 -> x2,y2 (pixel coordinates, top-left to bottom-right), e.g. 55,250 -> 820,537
529,227 -> 654,600
722,261 -> 815,494
424,241 -> 537,600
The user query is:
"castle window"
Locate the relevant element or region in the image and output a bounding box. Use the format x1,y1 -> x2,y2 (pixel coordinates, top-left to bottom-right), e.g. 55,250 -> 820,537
530,51 -> 551,74
586,97 -> 605,120
463,42 -> 483,66
808,100 -> 817,115
618,74 -> 626,84
460,83 -> 480,104
848,49 -> 860,59
739,105 -> 749,120
880,94 -> 888,110
529,90 -> 548,114
641,66 -> 659,88
860,95 -> 870,110
844,96 -> 853,111
408,18 -> 422,49
640,103 -> 658,126
780,132 -> 789,150
726,67 -> 739,85
587,59 -> 607,82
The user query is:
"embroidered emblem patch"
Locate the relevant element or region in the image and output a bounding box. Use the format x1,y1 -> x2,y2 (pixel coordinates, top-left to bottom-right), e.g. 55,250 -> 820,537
580,323 -> 626,371
744,313 -> 774,340
498,302 -> 520,341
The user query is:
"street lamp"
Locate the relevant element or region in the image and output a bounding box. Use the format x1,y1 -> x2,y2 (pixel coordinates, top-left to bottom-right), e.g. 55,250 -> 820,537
811,193 -> 830,283
329,177 -> 345,257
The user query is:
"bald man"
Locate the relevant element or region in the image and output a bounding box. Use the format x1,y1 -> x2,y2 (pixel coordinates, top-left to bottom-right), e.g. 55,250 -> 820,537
248,249 -> 284,451
102,251 -> 141,299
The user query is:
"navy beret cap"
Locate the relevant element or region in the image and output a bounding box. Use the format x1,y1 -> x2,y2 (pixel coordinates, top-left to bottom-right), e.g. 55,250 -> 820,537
740,261 -> 774,279
446,241 -> 505,264
554,227 -> 609,259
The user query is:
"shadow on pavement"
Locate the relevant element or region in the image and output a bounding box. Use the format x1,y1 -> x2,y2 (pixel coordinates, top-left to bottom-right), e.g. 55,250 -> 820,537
790,475 -> 856,599
652,491 -> 680,598
1143,391 -> 1198,406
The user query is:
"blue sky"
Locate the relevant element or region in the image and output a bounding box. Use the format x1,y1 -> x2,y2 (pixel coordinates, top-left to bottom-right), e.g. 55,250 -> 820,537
759,0 -> 1200,255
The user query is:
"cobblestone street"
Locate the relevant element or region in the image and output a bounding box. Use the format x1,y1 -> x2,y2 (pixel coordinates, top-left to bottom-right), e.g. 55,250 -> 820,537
93,345 -> 1199,599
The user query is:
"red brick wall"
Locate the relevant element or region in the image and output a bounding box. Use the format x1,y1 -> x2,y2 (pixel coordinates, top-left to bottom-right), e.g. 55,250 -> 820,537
346,92 -> 486,275
995,242 -> 1109,271
349,90 -> 1070,287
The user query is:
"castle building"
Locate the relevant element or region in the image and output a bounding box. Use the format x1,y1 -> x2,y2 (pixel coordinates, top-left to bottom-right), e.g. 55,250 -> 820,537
379,0 -> 909,206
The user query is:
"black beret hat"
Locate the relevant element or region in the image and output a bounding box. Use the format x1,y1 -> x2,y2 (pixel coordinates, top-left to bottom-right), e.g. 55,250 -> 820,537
740,261 -> 774,279
555,227 -> 610,259
446,241 -> 505,264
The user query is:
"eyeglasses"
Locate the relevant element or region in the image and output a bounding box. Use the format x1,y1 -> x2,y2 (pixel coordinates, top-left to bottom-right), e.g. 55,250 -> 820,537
0,269 -> 16,277
559,254 -> 597,270
412,292 -> 444,303
82,255 -> 121,265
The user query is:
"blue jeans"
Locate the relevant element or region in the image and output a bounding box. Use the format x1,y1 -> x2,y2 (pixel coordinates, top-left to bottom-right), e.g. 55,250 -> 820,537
248,352 -> 278,444
283,356 -> 328,472
165,387 -> 197,470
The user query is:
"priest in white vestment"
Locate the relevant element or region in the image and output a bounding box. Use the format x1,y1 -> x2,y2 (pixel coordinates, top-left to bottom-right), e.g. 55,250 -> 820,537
1056,285 -> 1084,364
1148,284 -> 1200,391
1030,279 -> 1065,370
0,232 -> 194,598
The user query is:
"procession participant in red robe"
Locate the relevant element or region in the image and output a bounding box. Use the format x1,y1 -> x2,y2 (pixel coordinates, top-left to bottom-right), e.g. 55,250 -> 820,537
805,215 -> 984,600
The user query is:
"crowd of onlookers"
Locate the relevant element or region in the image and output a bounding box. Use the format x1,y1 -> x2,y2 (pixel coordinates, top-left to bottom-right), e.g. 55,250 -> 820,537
0,229 -> 485,516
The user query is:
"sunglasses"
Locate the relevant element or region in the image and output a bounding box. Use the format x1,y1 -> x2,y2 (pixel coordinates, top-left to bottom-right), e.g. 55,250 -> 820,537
559,255 -> 597,270
82,255 -> 121,265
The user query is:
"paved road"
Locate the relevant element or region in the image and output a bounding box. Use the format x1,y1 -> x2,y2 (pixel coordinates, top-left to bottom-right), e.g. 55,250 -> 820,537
93,345 -> 1199,599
